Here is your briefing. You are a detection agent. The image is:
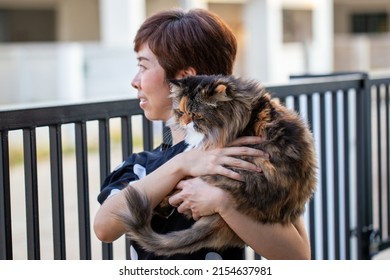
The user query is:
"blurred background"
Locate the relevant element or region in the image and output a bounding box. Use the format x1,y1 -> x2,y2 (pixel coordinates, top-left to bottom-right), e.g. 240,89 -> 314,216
0,0 -> 389,106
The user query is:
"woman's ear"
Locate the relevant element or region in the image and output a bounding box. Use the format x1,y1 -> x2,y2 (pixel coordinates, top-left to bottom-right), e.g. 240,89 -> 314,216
175,67 -> 197,79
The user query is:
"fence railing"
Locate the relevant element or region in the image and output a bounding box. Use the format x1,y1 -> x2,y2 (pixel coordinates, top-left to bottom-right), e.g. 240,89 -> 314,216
0,73 -> 389,260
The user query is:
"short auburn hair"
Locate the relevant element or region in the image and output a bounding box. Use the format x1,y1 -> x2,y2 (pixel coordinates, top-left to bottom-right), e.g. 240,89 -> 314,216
134,8 -> 237,79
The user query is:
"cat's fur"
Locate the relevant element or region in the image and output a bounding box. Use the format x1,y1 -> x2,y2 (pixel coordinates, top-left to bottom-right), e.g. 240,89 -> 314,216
118,75 -> 317,256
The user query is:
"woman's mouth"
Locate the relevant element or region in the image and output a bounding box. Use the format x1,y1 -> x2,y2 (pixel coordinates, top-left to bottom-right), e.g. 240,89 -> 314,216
138,94 -> 148,108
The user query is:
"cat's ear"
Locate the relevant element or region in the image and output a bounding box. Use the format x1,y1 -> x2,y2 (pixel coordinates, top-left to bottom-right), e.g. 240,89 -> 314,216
214,84 -> 232,102
215,84 -> 227,95
176,67 -> 197,78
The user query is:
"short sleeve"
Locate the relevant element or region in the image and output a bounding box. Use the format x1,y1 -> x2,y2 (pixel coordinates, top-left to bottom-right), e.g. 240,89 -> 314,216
97,159 -> 139,204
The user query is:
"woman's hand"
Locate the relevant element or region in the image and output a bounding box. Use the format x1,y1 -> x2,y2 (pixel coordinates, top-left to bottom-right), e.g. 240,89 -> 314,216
177,136 -> 268,181
168,177 -> 232,220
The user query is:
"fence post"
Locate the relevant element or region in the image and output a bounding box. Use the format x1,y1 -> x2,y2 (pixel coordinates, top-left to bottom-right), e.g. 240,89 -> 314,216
75,122 -> 92,260
0,131 -> 12,260
355,73 -> 374,259
142,116 -> 154,151
23,128 -> 41,260
49,125 -> 67,260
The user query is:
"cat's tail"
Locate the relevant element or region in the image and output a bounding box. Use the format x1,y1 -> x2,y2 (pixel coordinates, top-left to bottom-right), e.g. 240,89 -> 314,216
116,186 -> 242,256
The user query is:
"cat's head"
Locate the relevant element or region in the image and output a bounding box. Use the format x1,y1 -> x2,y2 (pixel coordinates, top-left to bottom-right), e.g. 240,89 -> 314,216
169,75 -> 253,149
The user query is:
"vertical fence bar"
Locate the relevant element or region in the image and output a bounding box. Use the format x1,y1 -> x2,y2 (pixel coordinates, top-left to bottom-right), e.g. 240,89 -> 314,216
121,116 -> 133,159
331,91 -> 341,259
306,94 -> 316,260
386,84 -> 390,237
294,96 -> 300,112
356,74 -> 373,259
0,130 -> 12,260
99,119 -> 111,183
319,92 -> 329,259
23,128 -> 41,260
343,90 -> 351,259
98,119 -> 113,260
121,116 -> 133,260
142,115 -> 153,151
49,124 -> 66,259
75,122 -> 91,260
376,86 -> 383,239
279,97 -> 286,107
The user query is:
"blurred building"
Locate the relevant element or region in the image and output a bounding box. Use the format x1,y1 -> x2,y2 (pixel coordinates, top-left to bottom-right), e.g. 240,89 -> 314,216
0,0 -> 389,104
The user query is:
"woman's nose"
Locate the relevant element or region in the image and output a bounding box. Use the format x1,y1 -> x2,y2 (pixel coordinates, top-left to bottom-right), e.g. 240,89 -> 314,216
131,75 -> 140,89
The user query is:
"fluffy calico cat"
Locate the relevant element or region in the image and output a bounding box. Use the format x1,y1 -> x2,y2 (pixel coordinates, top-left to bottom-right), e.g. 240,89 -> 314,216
118,75 -> 317,256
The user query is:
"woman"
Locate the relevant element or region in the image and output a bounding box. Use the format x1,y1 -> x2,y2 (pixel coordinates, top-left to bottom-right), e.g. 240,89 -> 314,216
93,8 -> 310,260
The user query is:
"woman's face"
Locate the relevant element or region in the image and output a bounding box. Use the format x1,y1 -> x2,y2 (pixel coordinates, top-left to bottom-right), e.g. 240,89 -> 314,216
131,44 -> 172,121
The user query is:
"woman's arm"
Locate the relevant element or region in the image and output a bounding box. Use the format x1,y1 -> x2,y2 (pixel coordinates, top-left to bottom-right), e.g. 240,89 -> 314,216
220,200 -> 311,260
93,155 -> 189,243
93,137 -> 265,243
169,177 -> 311,260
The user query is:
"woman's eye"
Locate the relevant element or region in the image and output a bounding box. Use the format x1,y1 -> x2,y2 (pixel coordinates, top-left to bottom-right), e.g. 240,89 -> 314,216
137,64 -> 146,71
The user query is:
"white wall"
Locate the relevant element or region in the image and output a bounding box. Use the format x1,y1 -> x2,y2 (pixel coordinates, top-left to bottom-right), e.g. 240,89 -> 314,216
0,43 -> 137,105
244,0 -> 333,83
0,44 -> 84,104
99,0 -> 145,46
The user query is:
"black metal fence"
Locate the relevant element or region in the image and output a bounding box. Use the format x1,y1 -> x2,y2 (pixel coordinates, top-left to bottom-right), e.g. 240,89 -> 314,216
276,73 -> 389,260
0,73 -> 389,260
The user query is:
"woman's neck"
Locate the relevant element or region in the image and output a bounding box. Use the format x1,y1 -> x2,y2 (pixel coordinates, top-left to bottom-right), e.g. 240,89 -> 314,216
164,115 -> 185,145
170,126 -> 186,145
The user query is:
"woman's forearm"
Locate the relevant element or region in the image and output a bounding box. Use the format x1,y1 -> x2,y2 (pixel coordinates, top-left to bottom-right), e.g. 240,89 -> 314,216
219,207 -> 311,260
94,153 -> 188,242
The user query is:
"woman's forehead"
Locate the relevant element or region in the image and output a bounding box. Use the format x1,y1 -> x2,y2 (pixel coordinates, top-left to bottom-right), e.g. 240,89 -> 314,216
136,44 -> 158,64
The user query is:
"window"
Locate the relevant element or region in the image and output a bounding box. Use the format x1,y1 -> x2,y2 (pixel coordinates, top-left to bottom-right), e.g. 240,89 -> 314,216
0,8 -> 56,42
0,10 -> 6,41
351,12 -> 389,34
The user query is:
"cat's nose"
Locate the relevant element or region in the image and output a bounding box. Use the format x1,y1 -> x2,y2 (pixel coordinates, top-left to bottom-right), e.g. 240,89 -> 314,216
181,114 -> 192,125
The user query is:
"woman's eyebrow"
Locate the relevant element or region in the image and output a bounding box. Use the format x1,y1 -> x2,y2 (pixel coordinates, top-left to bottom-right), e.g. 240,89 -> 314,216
137,56 -> 150,62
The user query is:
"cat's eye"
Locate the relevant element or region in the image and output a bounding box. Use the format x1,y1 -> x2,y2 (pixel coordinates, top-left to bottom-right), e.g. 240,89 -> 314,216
193,113 -> 203,120
175,110 -> 184,117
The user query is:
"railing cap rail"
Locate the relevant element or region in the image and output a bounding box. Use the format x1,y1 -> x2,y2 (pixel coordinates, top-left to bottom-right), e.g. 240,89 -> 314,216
0,97 -> 142,131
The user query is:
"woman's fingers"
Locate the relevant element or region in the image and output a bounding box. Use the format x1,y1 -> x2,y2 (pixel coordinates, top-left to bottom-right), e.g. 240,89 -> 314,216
227,136 -> 269,159
216,165 -> 244,181
220,156 -> 262,173
178,138 -> 268,180
221,146 -> 269,159
228,136 -> 265,146
168,185 -> 184,207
